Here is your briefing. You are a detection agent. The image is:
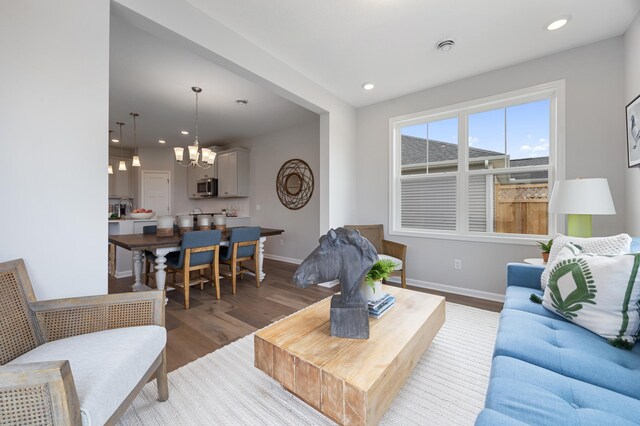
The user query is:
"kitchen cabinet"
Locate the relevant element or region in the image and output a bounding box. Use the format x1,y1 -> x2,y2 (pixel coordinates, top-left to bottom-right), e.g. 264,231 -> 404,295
217,148 -> 249,198
187,148 -> 218,199
108,157 -> 133,198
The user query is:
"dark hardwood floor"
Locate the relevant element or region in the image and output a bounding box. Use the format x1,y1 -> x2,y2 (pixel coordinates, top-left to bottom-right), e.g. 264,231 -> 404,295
109,259 -> 502,372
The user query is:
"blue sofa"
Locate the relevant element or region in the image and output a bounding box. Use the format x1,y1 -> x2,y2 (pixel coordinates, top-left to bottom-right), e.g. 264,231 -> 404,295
476,262 -> 640,425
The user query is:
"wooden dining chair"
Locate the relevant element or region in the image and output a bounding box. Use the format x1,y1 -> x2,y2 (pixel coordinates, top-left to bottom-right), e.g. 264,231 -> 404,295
165,230 -> 222,309
219,227 -> 261,295
345,224 -> 407,288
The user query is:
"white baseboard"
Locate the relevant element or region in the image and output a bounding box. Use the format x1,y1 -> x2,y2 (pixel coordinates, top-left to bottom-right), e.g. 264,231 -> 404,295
386,277 -> 504,302
263,254 -> 303,265
114,270 -> 132,279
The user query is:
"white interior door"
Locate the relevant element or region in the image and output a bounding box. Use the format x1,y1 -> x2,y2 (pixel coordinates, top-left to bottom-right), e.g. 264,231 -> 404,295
141,171 -> 171,215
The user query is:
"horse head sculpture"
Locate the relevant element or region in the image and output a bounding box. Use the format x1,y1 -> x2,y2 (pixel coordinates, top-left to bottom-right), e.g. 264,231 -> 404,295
293,227 -> 378,339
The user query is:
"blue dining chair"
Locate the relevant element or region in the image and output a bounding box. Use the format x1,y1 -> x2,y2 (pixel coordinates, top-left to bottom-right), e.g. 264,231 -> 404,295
219,227 -> 261,295
166,230 -> 222,309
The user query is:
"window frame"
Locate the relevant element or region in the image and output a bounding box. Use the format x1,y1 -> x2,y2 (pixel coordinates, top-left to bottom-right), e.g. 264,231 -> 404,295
389,80 -> 566,245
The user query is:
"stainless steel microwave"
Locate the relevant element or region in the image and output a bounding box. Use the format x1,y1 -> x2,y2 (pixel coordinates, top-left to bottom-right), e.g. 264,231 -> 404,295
196,178 -> 218,198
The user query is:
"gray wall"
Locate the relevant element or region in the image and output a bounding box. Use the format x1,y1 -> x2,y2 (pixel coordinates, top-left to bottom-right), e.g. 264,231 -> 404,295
625,13 -> 640,234
0,1 -> 110,300
355,37 -> 627,298
234,119 -> 321,262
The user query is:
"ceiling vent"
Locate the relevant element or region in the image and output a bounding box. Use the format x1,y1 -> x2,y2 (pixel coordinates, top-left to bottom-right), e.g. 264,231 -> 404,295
436,39 -> 455,52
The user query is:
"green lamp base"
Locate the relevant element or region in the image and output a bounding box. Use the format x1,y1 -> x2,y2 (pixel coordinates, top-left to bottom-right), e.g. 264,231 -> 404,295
567,214 -> 592,237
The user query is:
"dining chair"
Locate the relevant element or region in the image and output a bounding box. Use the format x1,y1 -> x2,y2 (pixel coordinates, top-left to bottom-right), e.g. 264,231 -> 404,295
344,224 -> 407,288
219,227 -> 261,295
165,230 -> 222,309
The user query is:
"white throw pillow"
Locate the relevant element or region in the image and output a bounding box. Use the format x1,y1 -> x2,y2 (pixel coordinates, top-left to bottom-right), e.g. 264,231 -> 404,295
542,243 -> 640,347
540,233 -> 632,289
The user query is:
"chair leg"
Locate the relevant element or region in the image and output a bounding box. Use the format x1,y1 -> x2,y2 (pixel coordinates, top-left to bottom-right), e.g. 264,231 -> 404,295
231,262 -> 237,295
214,249 -> 220,300
199,270 -> 204,290
254,254 -> 260,288
184,269 -> 190,310
157,349 -> 168,402
401,267 -> 407,289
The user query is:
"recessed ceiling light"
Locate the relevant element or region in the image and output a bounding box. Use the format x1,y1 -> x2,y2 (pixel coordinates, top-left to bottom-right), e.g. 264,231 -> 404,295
181,130 -> 189,135
546,16 -> 571,31
436,39 -> 455,52
362,82 -> 375,90
158,139 -> 166,144
111,139 -> 119,143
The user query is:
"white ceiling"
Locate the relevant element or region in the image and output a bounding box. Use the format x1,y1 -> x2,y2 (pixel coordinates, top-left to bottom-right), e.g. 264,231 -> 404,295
109,8 -> 317,148
185,0 -> 640,107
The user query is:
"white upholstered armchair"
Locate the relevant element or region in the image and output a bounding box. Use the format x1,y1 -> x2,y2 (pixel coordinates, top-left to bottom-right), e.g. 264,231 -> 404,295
0,259 -> 168,425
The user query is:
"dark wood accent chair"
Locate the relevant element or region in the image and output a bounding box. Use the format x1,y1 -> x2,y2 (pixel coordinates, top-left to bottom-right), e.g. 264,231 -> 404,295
0,259 -> 167,425
219,227 -> 261,295
345,224 -> 407,288
165,230 -> 222,309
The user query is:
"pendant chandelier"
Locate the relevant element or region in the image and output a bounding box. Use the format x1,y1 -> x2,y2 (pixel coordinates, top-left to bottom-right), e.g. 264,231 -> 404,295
108,130 -> 114,174
130,112 -> 141,167
116,122 -> 127,171
174,86 -> 215,168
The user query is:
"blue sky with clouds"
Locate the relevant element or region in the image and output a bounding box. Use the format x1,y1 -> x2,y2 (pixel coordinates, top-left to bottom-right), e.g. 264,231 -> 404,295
402,99 -> 550,160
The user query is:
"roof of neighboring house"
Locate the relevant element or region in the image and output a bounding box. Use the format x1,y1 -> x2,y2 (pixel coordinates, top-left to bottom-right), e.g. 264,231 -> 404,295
401,135 -> 549,174
509,157 -> 549,167
401,135 -> 503,165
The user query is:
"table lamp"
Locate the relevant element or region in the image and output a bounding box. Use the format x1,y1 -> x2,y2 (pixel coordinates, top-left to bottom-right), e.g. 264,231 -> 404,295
548,178 -> 616,237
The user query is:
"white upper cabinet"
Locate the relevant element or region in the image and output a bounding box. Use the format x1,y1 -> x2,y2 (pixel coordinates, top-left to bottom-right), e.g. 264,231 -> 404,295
217,148 -> 249,198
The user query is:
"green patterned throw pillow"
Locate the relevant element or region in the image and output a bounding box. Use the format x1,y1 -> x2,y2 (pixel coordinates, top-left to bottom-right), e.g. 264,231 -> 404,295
542,243 -> 640,348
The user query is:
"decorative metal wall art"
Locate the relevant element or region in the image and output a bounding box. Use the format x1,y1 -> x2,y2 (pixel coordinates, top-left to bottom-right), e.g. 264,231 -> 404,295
276,159 -> 314,210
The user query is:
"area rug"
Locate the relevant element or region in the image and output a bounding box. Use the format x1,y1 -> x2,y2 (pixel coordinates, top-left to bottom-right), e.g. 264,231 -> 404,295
118,302 -> 499,425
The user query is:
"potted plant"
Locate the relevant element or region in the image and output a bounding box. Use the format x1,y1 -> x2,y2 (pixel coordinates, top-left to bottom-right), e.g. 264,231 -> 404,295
362,259 -> 398,301
538,239 -> 553,263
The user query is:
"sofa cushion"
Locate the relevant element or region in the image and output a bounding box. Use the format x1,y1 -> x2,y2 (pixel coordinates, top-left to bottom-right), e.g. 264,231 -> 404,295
542,245 -> 640,346
541,233 -> 632,289
478,355 -> 640,426
504,286 -> 561,319
9,325 -> 166,426
493,309 -> 640,398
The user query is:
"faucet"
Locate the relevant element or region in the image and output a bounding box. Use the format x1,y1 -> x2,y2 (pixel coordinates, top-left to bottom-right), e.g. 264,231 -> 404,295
119,198 -> 133,218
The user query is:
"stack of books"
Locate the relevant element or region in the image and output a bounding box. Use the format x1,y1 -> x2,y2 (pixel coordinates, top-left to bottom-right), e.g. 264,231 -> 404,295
367,293 -> 396,319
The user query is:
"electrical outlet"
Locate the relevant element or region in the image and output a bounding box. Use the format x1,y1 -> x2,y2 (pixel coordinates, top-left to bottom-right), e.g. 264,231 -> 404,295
280,239 -> 284,247
454,259 -> 462,270
256,204 -> 261,211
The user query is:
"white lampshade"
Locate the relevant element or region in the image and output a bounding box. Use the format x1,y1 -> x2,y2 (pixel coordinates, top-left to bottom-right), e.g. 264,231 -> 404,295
108,165 -> 113,174
207,151 -> 216,164
118,160 -> 127,171
549,178 -> 616,215
188,145 -> 198,161
201,148 -> 211,163
132,155 -> 141,167
174,147 -> 184,162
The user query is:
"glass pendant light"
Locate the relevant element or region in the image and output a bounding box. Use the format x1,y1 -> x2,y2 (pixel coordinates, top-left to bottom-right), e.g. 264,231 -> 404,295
117,121 -> 127,171
130,112 -> 141,167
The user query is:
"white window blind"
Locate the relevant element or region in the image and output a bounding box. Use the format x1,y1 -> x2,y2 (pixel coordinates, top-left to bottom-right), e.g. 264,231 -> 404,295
401,175 -> 456,230
468,174 -> 489,232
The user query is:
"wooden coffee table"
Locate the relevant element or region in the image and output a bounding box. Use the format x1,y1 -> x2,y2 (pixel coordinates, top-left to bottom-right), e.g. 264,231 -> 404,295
254,285 -> 445,425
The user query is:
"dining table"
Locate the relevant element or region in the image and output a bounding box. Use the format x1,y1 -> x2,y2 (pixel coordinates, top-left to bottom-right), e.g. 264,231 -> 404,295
108,227 -> 284,292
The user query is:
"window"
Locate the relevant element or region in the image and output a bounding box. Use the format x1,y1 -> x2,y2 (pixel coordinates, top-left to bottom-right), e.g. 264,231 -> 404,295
390,82 -> 564,242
